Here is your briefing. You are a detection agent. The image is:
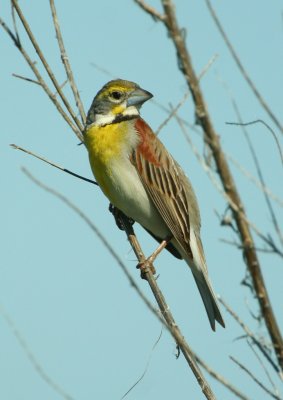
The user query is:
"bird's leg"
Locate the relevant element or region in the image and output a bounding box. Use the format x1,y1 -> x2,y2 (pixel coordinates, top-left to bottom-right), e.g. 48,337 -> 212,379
137,235 -> 173,279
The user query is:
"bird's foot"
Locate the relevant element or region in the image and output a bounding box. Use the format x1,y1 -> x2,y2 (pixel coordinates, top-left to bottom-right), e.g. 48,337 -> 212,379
136,235 -> 172,279
109,204 -> 135,231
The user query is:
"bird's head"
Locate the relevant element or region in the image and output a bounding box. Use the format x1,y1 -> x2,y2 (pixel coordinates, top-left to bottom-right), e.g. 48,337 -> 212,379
86,79 -> 153,127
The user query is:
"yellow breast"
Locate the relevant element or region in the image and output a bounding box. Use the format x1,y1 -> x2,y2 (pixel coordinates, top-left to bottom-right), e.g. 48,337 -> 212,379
84,121 -> 131,198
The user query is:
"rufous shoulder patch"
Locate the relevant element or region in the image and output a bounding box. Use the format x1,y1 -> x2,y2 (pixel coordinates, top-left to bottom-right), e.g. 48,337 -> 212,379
134,119 -> 161,166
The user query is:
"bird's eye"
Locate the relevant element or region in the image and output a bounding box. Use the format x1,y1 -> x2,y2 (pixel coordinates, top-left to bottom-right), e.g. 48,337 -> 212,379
110,91 -> 123,100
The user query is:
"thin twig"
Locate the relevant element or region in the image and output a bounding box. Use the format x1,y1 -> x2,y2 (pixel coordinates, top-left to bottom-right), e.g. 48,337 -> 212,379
205,0 -> 283,135
198,54 -> 218,80
156,92 -> 190,135
11,144 -> 97,185
49,0 -> 86,124
230,356 -> 282,400
10,0 -> 84,134
227,120 -> 283,167
0,305 -> 75,400
12,73 -> 41,85
227,154 -> 283,208
195,355 -> 251,400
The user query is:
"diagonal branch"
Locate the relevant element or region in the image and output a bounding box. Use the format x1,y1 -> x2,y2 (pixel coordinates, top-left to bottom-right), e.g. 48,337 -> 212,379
135,0 -> 283,371
119,217 -> 217,400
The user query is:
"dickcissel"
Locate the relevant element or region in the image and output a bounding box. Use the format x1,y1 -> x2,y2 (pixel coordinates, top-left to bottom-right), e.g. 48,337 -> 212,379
84,79 -> 225,331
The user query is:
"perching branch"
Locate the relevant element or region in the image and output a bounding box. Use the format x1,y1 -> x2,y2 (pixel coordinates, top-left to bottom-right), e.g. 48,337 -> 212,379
119,216 -> 217,400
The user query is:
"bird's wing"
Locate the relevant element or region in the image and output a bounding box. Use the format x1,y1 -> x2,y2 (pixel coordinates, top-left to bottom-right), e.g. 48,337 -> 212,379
131,118 -> 201,260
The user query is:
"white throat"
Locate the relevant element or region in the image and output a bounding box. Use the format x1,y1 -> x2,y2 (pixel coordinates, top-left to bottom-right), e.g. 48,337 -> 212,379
92,106 -> 140,127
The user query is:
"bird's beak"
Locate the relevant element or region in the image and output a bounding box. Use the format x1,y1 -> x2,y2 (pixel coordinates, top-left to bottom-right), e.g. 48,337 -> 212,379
127,87 -> 153,107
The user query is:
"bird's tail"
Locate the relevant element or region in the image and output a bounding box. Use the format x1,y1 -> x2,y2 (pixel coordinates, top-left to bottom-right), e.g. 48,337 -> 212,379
193,270 -> 225,331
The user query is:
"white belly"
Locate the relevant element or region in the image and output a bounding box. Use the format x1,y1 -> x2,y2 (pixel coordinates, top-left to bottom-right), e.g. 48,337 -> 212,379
108,158 -> 169,239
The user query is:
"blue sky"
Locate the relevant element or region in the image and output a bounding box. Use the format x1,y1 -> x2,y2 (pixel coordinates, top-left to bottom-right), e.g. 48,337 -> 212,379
1,1 -> 283,399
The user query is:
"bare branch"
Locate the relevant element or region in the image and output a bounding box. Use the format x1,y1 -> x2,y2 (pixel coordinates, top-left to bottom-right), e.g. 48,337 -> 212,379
226,120 -> 283,166
12,73 -> 41,85
195,355 -> 251,400
205,0 -> 283,135
134,0 -> 166,22
49,0 -> 86,123
230,356 -> 282,400
120,216 -> 217,400
11,144 -> 97,185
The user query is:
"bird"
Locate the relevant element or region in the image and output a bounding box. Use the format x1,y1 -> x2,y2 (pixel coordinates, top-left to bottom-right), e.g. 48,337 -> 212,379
84,79 -> 225,331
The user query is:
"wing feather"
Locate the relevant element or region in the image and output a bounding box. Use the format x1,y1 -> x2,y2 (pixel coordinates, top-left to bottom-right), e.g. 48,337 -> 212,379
131,118 -> 201,260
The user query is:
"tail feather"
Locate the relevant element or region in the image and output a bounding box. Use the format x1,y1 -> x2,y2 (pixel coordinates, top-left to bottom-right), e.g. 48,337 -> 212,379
193,271 -> 225,331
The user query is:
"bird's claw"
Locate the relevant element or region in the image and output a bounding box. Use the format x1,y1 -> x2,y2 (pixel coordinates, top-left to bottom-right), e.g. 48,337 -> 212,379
136,260 -> 156,279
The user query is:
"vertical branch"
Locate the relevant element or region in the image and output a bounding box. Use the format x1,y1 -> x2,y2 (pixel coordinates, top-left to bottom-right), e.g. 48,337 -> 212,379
134,0 -> 283,370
